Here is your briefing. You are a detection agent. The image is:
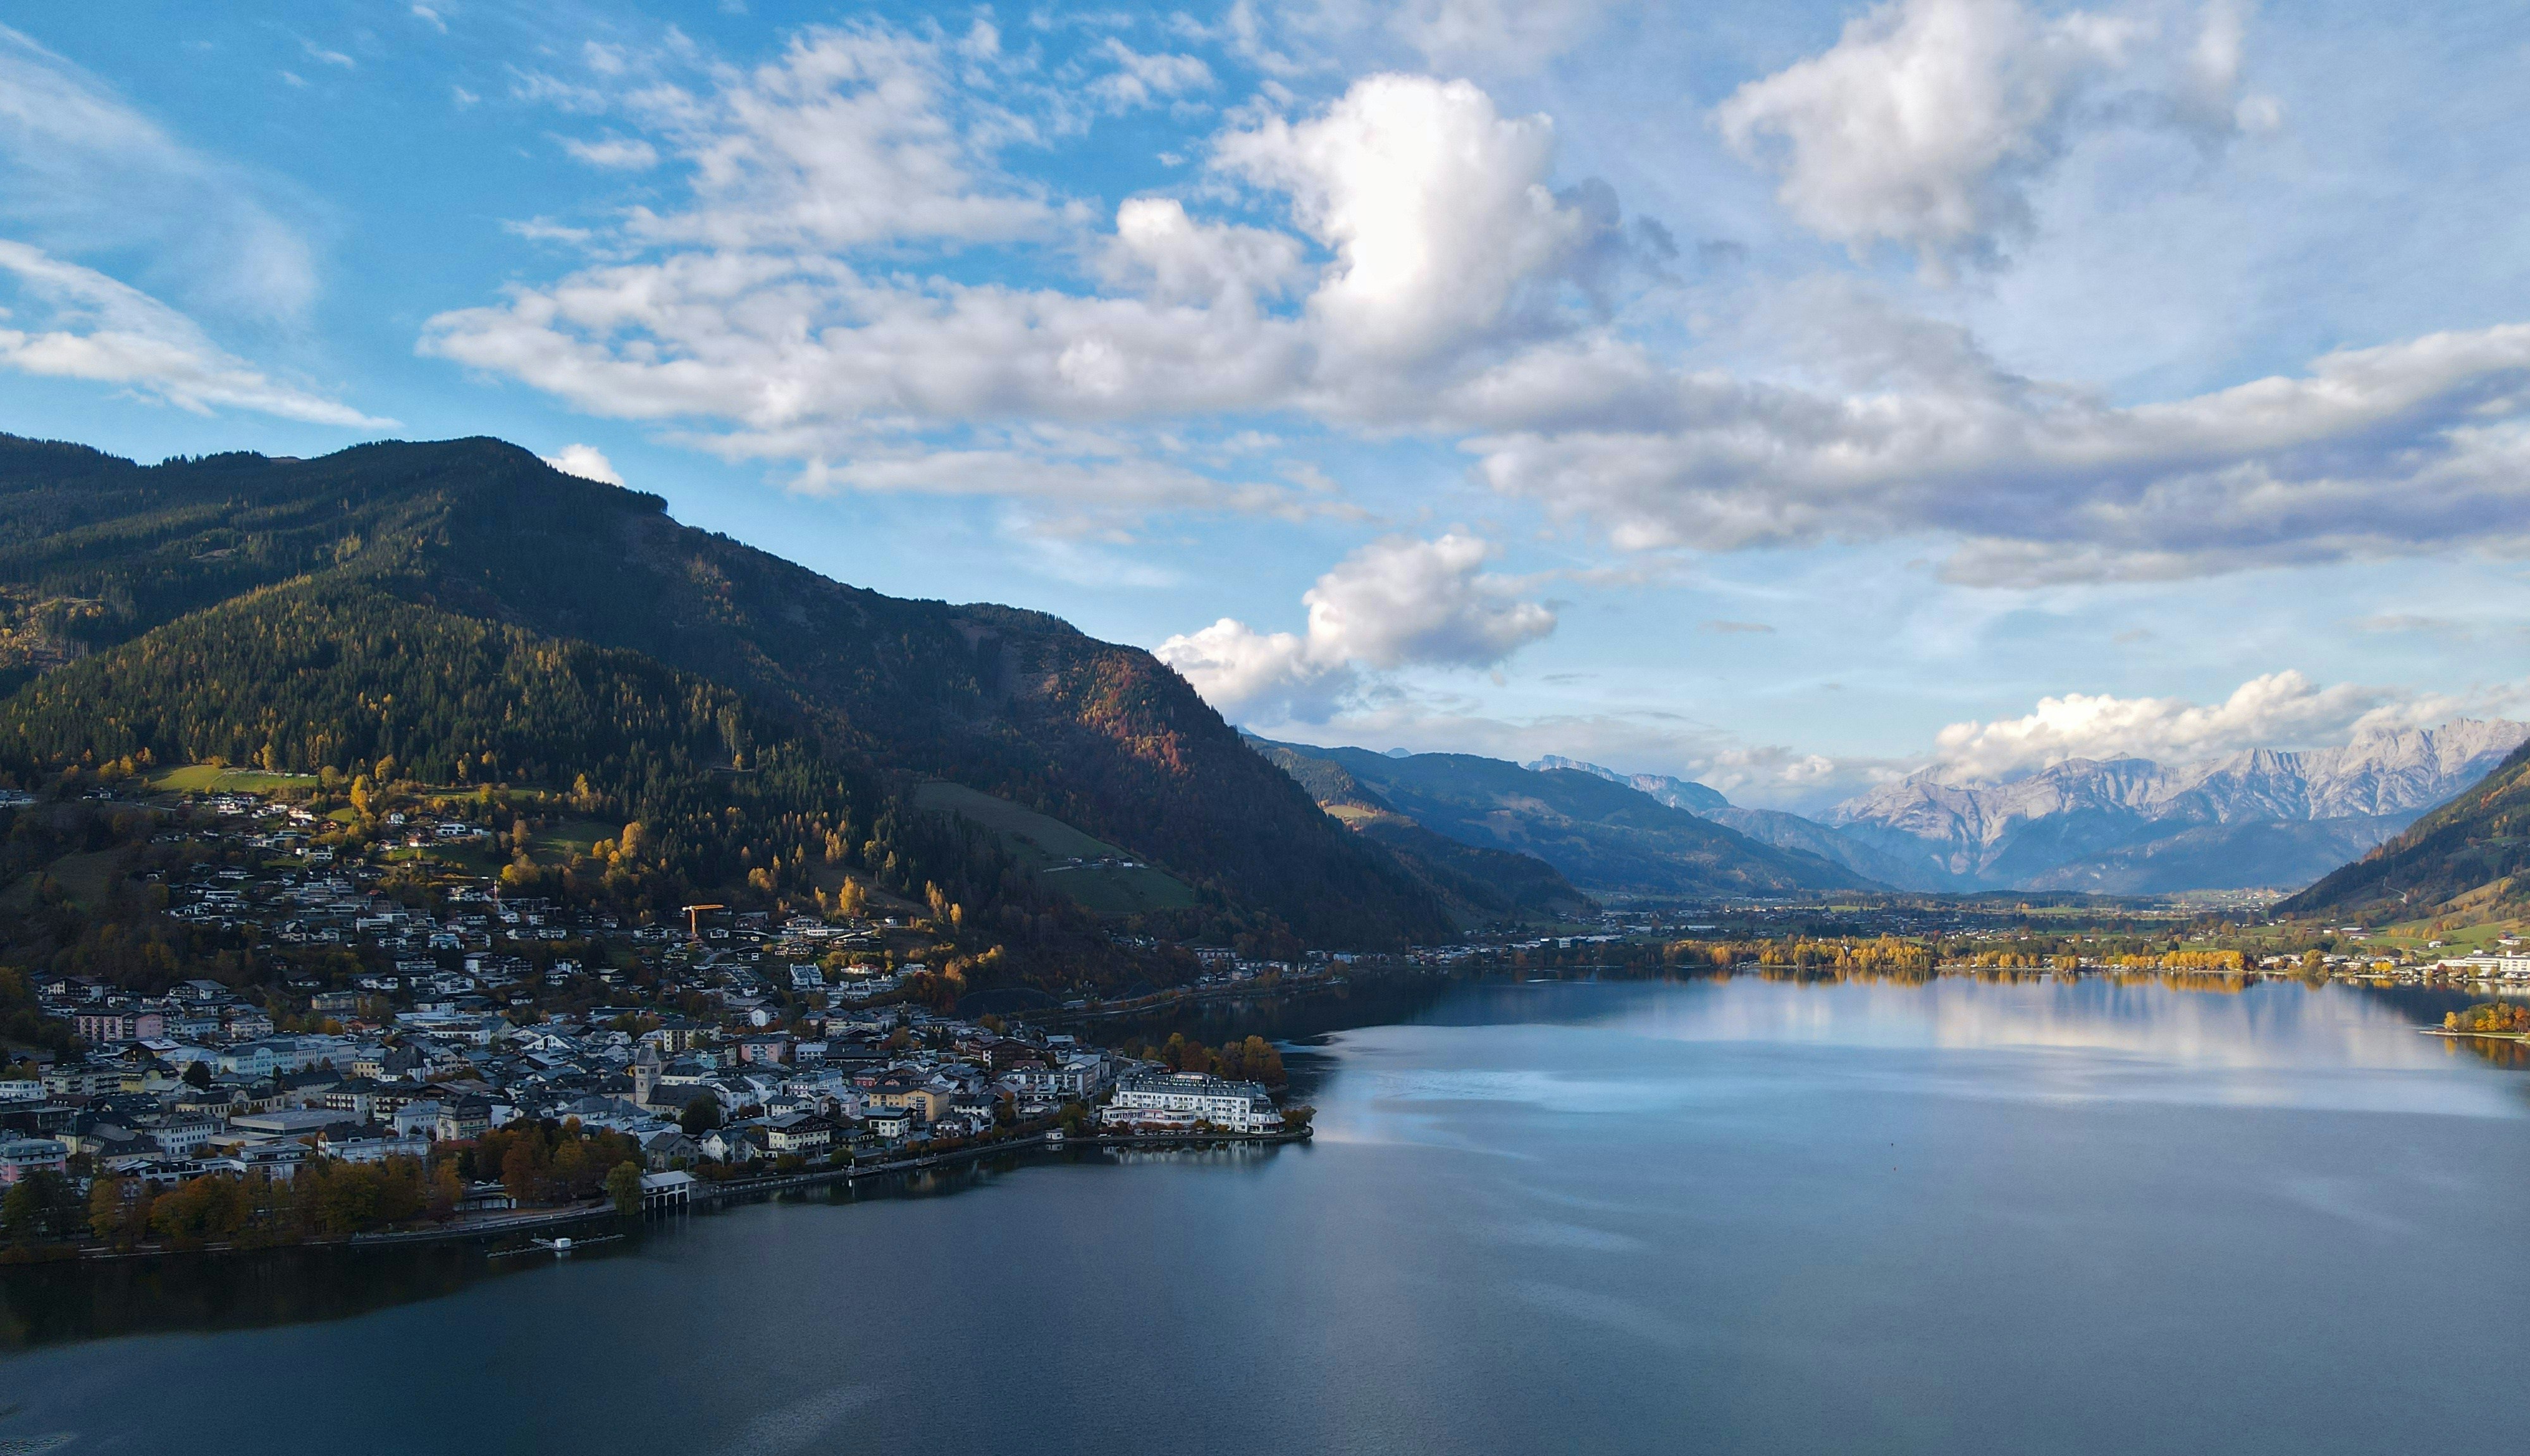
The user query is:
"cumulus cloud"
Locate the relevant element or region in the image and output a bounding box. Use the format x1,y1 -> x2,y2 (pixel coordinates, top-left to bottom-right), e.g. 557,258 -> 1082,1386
0,240 -> 388,426
423,59 -> 1653,517
1152,617 -> 1357,722
1214,73 -> 1626,373
1927,669 -> 2392,780
1304,533 -> 1558,669
541,442 -> 624,484
1716,0 -> 2267,269
1100,196 -> 1307,305
419,16 -> 2520,582
1156,533 -> 1555,719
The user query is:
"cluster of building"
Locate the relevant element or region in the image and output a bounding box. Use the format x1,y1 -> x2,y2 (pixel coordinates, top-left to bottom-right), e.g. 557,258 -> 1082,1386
1,786 -> 1307,1206
1,987 -> 1142,1192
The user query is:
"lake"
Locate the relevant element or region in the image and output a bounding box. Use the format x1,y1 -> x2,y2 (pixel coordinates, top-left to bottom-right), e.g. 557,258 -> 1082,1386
5,973 -> 2527,1454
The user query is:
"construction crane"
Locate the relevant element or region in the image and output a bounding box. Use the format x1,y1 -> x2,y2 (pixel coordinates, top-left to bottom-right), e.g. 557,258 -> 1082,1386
682,903 -> 725,941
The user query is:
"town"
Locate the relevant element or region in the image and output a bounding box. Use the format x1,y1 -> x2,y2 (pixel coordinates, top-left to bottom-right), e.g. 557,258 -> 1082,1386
8,777 -> 2526,1249
0,782 -> 1311,1246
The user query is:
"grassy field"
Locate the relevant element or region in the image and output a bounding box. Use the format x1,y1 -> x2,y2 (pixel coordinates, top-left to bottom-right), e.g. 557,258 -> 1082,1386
913,780 -> 1196,914
147,765 -> 321,794
525,817 -> 620,863
0,848 -> 126,915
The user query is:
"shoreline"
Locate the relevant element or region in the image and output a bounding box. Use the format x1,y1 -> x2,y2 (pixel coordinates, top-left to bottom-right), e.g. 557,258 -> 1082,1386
18,1125 -> 1313,1264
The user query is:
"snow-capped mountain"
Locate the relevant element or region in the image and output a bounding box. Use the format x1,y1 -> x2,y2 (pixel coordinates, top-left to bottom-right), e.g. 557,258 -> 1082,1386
1825,719 -> 2529,889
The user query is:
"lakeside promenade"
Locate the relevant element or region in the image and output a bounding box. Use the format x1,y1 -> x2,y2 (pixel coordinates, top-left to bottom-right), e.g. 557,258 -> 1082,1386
32,1124 -> 1312,1262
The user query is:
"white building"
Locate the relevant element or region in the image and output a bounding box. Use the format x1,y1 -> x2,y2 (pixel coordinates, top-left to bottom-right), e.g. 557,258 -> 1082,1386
1101,1071 -> 1283,1133
2438,954 -> 2530,982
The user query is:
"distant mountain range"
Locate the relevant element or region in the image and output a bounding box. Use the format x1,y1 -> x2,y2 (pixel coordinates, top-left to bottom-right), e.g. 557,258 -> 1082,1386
1257,741 -> 1873,899
1257,719 -> 2530,901
1825,721 -> 2528,892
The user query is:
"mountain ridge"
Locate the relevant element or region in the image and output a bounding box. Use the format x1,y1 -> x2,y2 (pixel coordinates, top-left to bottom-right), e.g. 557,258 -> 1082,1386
1824,720 -> 2528,890
1258,739 -> 1878,898
0,433 -> 1457,949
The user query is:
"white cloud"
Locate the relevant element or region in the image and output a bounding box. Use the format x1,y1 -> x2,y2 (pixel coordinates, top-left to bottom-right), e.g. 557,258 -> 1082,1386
0,240 -> 388,426
1214,73 -> 1616,371
560,134 -> 658,170
1927,669 -> 2388,780
411,6 -> 447,35
424,66 -> 1653,517
1154,617 -> 1357,722
1156,533 -> 1555,719
1089,40 -> 1214,112
1466,296 -> 2530,581
619,24 -> 1064,252
1101,195 -> 1307,305
422,20 -> 2521,585
1385,0 -> 1615,74
0,24 -> 316,323
501,216 -> 594,247
1302,533 -> 1557,669
541,442 -> 623,484
1715,0 -> 2261,269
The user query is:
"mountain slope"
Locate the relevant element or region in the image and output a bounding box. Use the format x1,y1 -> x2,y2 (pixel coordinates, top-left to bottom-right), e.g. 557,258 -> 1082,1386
0,433 -> 1455,947
1260,741 -> 1877,898
1527,756 -> 1728,811
1700,804 -> 1959,891
1528,755 -> 1952,890
2278,741 -> 2530,918
2024,815 -> 2419,894
1247,740 -> 1593,922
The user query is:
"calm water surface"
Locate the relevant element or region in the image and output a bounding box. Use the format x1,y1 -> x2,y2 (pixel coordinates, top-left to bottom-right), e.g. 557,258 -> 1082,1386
6,975 -> 2527,1455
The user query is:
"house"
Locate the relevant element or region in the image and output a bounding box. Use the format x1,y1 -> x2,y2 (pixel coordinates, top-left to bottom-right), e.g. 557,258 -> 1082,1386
73,1007 -> 167,1044
0,1138 -> 70,1183
217,1044 -> 278,1079
736,1033 -> 791,1066
639,1128 -> 700,1171
147,1114 -> 221,1157
639,1170 -> 696,1212
437,1098 -> 492,1142
392,1101 -> 445,1139
763,1113 -> 832,1157
862,1107 -> 913,1140
318,1124 -> 433,1164
232,1143 -> 309,1181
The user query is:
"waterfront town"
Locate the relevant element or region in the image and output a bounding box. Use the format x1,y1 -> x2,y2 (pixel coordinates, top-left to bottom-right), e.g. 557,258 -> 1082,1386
5,777 -> 2526,1247
0,782 -> 1312,1242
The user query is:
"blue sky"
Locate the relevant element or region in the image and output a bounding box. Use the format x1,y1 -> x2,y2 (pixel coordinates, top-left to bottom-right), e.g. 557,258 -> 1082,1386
3,0 -> 2527,808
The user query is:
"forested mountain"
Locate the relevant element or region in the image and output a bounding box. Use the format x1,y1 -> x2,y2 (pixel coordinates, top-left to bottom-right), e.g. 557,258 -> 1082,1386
2278,739 -> 2530,919
0,433 -> 1454,949
1530,756 -> 1946,889
1254,740 -> 1875,898
1248,741 -> 1593,923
